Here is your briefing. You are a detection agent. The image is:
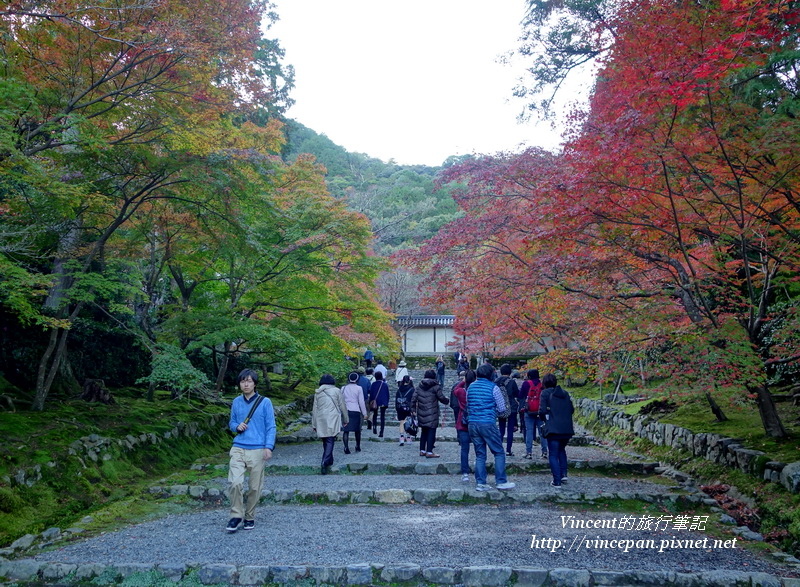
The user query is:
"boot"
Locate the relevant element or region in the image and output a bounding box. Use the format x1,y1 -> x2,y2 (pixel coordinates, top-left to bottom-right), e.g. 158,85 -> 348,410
343,433 -> 351,454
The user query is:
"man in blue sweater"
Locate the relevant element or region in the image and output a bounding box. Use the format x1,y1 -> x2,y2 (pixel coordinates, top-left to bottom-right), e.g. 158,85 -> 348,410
467,364 -> 516,491
226,369 -> 276,532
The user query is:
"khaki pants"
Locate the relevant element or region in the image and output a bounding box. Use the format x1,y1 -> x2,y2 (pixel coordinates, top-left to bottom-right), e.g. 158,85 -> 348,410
228,447 -> 266,520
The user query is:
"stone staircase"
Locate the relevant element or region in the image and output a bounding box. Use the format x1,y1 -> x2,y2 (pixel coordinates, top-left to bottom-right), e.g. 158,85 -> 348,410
9,415 -> 800,587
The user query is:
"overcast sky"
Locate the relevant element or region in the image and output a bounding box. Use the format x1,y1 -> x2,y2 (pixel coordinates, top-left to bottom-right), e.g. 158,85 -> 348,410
268,0 -> 572,166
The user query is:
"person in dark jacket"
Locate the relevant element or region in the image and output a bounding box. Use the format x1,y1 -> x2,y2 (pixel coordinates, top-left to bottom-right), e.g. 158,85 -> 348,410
368,371 -> 390,437
538,373 -> 574,488
495,363 -> 520,456
395,374 -> 415,445
410,369 -> 449,458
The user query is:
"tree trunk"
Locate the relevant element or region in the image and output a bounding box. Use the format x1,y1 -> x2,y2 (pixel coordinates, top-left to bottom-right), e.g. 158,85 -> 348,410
704,390 -> 728,422
751,384 -> 787,438
33,328 -> 60,411
81,379 -> 115,404
214,342 -> 231,397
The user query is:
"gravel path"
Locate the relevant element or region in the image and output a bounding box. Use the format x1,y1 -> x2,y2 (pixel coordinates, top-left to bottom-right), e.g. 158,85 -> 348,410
34,504 -> 787,575
27,435 -> 796,578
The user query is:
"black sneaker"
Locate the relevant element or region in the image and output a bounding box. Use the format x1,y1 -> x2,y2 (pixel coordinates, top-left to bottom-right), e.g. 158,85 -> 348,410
226,518 -> 242,533
243,520 -> 255,530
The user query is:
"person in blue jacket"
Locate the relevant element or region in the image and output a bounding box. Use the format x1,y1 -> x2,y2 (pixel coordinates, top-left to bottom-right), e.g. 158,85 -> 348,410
226,369 -> 276,533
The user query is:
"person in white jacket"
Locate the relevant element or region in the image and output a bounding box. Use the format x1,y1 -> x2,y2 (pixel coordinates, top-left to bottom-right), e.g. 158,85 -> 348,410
312,374 -> 348,474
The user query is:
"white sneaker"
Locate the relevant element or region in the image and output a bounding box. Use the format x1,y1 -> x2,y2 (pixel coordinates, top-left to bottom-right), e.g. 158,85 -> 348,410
461,474 -> 470,482
475,484 -> 493,491
561,477 -> 568,483
496,482 -> 516,490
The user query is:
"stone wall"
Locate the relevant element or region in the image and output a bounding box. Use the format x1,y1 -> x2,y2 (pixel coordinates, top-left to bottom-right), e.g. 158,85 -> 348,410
3,400 -> 309,489
576,398 -> 800,494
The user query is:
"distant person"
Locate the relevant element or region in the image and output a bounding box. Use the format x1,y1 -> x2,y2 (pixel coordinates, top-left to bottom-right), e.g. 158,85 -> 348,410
467,363 -> 515,491
374,360 -> 388,380
435,355 -> 446,387
363,348 -> 374,369
341,372 -> 368,453
495,363 -> 520,456
395,374 -> 415,446
453,369 -> 476,482
521,369 -> 547,459
538,373 -> 574,488
363,367 -> 376,429
457,354 -> 470,374
226,369 -> 276,533
411,369 -> 449,458
312,374 -> 348,474
368,371 -> 390,437
394,360 -> 409,384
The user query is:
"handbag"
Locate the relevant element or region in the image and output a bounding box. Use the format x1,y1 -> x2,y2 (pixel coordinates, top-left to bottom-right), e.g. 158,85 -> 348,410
404,416 -> 418,436
539,420 -> 550,438
369,399 -> 377,410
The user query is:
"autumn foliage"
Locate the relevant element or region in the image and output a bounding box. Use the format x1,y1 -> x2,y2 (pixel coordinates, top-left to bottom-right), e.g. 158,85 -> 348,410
400,0 -> 800,437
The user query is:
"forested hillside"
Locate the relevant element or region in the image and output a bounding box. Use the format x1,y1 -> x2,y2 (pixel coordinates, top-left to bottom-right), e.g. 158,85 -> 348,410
283,120 -> 462,255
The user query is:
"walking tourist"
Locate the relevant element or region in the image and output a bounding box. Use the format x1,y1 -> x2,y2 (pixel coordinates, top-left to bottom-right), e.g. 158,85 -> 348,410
495,363 -> 520,456
368,371 -> 390,437
411,369 -> 449,458
467,364 -> 516,491
225,369 -> 276,533
521,369 -> 547,459
453,369 -> 476,481
435,355 -> 446,387
312,374 -> 348,475
539,373 -> 574,487
341,372 -> 367,454
394,360 -> 409,384
395,374 -> 415,445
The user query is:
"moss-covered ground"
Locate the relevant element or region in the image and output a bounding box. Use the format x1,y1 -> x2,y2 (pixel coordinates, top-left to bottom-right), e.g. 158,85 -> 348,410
0,380 -> 315,547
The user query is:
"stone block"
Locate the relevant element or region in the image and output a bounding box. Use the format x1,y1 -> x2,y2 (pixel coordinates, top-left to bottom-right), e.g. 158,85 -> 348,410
197,564 -> 237,585
512,566 -> 548,586
269,565 -> 307,582
374,489 -> 411,503
74,563 -> 105,580
696,570 -> 754,586
0,560 -> 41,581
748,572 -> 782,587
415,462 -> 440,475
157,563 -> 187,582
10,534 -> 36,550
168,484 -> 189,495
350,490 -> 373,503
446,489 -> 465,501
345,563 -> 373,584
41,562 -> 77,581
547,568 -> 592,586
461,565 -> 512,586
422,566 -> 459,584
414,488 -> 443,504
189,485 -> 206,498
309,565 -> 346,584
380,563 -> 421,582
780,461 -> 800,493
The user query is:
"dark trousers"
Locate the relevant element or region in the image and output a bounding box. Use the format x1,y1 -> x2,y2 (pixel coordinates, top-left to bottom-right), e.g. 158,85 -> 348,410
372,406 -> 387,436
321,437 -> 335,469
457,429 -> 471,474
498,413 -> 517,453
547,436 -> 570,485
342,430 -> 361,451
419,426 -> 436,453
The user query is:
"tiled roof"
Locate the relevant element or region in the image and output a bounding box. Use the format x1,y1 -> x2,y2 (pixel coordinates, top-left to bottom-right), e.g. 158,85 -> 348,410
395,315 -> 455,327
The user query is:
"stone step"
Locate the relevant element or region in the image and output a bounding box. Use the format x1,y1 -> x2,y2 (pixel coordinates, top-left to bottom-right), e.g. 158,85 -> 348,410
1,559 -> 790,586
